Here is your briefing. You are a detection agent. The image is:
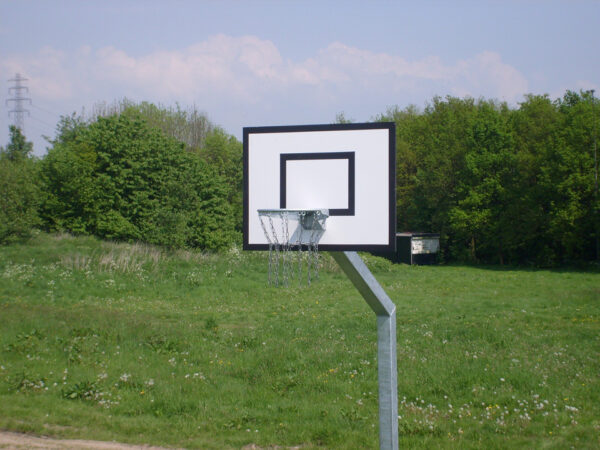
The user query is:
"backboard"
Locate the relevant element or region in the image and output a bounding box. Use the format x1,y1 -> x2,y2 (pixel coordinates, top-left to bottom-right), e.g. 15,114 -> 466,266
243,122 -> 396,251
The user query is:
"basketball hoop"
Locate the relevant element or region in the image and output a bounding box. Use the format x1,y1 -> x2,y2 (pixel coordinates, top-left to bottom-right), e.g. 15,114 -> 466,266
257,209 -> 328,286
245,123 -> 399,449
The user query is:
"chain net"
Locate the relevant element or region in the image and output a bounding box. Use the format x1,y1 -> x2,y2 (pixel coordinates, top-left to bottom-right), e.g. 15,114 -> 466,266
258,209 -> 327,287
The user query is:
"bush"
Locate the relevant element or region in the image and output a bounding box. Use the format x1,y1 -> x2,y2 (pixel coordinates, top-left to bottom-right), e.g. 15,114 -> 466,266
0,157 -> 41,244
40,110 -> 238,251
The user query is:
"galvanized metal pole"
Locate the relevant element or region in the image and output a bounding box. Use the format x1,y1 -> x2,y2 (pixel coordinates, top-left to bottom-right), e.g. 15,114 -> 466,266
330,251 -> 398,450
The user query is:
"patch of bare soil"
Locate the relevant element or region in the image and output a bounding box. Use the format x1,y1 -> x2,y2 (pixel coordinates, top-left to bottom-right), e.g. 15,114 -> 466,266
0,431 -> 169,449
0,431 -> 305,449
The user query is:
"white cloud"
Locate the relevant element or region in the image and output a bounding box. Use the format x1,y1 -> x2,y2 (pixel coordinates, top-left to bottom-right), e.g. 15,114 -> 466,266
2,34 -> 533,155
91,35 -> 284,101
296,43 -> 528,102
312,42 -> 447,81
450,51 -> 529,101
1,34 -> 529,107
2,46 -> 73,100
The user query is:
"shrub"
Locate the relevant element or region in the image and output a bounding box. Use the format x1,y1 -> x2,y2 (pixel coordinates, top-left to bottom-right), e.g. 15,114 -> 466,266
0,151 -> 40,244
40,110 -> 238,250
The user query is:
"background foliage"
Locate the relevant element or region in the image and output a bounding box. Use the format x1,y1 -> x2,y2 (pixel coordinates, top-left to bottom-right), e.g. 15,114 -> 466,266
0,126 -> 40,244
1,91 -> 598,264
39,108 -> 239,250
381,90 -> 599,265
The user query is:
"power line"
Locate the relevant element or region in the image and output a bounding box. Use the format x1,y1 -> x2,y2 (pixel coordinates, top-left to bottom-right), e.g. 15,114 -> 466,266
30,102 -> 58,117
29,114 -> 55,129
6,73 -> 32,131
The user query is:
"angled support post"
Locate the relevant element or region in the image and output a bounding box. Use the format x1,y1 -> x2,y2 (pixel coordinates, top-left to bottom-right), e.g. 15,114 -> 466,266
330,251 -> 398,450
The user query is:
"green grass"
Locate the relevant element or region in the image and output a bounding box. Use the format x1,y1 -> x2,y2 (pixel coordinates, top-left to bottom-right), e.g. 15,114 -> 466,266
0,232 -> 599,449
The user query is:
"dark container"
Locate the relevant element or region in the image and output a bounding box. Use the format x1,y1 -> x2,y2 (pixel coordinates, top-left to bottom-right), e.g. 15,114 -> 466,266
373,232 -> 440,265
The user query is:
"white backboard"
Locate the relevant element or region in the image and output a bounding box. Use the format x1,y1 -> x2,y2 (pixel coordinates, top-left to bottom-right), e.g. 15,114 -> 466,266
243,123 -> 396,251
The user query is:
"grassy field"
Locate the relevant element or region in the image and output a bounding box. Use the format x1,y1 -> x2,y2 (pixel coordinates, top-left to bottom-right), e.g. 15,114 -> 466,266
0,232 -> 598,449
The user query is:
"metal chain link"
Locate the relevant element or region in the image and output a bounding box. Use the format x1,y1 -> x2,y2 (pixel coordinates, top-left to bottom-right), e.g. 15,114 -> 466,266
296,211 -> 304,286
258,214 -> 274,285
281,211 -> 290,287
258,210 -> 326,288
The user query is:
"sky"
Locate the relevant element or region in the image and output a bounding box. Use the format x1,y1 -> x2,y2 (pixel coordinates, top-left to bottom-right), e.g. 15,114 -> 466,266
1,0 -> 599,156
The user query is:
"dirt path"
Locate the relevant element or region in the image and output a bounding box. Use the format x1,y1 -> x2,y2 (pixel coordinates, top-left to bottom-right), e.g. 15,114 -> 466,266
0,431 -> 169,449
0,430 -> 298,449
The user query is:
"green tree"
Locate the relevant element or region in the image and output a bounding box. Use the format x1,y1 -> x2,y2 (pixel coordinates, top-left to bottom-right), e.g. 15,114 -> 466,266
41,110 -> 238,250
407,97 -> 478,260
382,91 -> 598,265
0,127 -> 40,243
508,94 -> 564,264
377,105 -> 425,233
550,90 -> 598,261
4,125 -> 34,161
201,128 -> 243,231
88,99 -> 214,152
448,101 -> 515,263
334,112 -> 354,124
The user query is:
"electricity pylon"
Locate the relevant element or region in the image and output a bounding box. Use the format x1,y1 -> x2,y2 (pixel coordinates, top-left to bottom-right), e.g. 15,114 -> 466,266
6,73 -> 31,131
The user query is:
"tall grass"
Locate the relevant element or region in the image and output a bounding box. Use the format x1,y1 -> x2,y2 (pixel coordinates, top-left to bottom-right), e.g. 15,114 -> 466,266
0,233 -> 598,448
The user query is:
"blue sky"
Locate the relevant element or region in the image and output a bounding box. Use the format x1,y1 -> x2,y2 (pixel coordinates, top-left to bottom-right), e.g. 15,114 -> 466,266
1,0 -> 598,155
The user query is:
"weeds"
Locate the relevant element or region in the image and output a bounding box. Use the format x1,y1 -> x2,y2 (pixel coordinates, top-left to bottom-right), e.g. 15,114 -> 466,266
0,233 -> 598,448
62,380 -> 99,401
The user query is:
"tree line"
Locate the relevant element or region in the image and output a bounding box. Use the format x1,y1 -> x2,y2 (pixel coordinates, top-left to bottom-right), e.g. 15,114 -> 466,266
1,102 -> 241,251
380,91 -> 598,265
1,92 -> 598,265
